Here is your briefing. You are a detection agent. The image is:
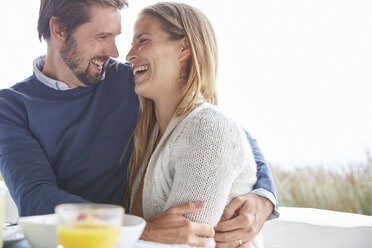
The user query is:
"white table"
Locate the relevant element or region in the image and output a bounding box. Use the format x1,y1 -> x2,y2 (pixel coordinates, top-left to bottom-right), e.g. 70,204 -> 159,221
5,239 -> 192,248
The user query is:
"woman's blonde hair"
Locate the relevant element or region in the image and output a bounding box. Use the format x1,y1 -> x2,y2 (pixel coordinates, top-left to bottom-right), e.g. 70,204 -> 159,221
124,2 -> 218,204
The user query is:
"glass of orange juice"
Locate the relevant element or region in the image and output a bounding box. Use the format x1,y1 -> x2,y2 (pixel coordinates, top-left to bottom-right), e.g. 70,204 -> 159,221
55,203 -> 124,248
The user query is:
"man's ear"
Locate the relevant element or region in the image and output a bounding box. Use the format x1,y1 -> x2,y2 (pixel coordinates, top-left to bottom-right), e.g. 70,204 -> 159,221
49,16 -> 67,45
179,37 -> 191,62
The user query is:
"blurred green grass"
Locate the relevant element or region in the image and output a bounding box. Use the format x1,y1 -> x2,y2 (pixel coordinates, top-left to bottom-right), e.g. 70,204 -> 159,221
271,152 -> 372,216
1,154 -> 371,216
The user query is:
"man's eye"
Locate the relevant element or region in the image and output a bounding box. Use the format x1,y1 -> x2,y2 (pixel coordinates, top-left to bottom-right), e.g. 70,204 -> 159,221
140,39 -> 148,43
98,36 -> 108,40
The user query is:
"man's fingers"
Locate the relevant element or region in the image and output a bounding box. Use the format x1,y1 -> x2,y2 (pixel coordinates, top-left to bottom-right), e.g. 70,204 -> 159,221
216,193 -> 271,248
215,238 -> 249,248
215,214 -> 250,232
215,240 -> 236,248
221,196 -> 244,221
167,202 -> 206,216
240,241 -> 251,248
214,228 -> 243,243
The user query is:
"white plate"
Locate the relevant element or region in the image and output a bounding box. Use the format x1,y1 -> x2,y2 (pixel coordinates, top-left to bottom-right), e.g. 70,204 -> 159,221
3,225 -> 25,244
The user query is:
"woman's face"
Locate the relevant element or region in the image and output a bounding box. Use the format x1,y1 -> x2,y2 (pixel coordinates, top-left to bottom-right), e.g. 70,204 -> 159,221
126,14 -> 186,101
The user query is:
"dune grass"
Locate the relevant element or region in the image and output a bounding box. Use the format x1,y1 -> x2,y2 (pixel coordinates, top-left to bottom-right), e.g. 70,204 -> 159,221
271,155 -> 372,216
1,153 -> 371,216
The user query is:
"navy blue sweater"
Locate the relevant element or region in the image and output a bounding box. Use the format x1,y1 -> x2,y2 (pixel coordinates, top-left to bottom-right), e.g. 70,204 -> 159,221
0,61 -> 138,216
0,60 -> 276,216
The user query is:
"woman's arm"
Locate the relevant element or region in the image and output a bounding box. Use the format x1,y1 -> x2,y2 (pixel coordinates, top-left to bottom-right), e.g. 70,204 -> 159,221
164,108 -> 257,227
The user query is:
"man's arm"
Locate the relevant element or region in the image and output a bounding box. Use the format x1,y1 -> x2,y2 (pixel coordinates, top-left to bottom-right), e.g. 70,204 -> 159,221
247,131 -> 277,197
246,131 -> 278,216
0,91 -> 88,216
214,131 -> 279,248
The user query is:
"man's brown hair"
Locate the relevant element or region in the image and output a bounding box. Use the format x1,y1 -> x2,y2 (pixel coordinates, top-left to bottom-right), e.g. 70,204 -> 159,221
37,0 -> 128,41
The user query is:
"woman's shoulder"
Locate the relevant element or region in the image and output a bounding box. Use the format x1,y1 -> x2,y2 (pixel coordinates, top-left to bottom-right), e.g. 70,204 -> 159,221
169,102 -> 254,172
185,102 -> 239,129
178,102 -> 244,141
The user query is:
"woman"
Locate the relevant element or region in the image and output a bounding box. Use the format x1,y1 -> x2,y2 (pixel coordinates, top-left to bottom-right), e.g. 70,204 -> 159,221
125,2 -> 263,247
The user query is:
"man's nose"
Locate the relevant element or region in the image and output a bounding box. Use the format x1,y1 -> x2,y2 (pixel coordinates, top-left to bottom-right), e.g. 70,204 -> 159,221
105,39 -> 119,58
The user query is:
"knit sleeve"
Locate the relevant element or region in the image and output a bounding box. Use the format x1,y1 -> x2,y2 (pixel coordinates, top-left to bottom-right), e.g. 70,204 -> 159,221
164,107 -> 256,227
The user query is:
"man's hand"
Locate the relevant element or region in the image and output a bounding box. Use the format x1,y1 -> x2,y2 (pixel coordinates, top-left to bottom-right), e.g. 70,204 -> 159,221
141,202 -> 215,247
214,193 -> 274,248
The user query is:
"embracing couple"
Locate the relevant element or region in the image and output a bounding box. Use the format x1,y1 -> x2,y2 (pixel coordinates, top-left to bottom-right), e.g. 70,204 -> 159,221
0,1 -> 278,247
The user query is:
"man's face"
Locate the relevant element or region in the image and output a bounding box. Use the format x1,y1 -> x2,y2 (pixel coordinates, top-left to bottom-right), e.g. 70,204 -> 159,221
60,4 -> 121,86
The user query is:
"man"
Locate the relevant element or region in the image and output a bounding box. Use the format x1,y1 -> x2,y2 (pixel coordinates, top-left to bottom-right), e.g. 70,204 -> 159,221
0,0 -> 278,247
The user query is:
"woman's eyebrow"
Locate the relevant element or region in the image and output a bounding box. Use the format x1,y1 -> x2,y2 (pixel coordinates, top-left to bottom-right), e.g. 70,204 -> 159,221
136,33 -> 150,39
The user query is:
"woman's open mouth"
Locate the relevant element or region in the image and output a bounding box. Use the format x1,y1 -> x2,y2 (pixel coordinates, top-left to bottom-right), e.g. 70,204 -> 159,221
133,65 -> 149,79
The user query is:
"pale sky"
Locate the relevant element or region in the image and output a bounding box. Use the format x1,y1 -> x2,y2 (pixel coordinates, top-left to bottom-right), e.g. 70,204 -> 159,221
1,0 -> 372,169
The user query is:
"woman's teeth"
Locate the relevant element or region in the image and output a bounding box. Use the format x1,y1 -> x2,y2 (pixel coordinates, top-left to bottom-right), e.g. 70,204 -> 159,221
133,65 -> 149,76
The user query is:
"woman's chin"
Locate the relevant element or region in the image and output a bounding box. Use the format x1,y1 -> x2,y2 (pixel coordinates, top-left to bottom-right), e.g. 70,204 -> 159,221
134,87 -> 142,96
134,85 -> 149,99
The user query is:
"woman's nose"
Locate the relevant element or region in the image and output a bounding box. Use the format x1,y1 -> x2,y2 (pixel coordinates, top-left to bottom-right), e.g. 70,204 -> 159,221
126,47 -> 137,63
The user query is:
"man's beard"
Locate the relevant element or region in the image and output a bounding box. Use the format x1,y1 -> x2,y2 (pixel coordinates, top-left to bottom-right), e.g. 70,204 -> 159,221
60,35 -> 108,86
